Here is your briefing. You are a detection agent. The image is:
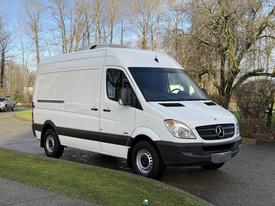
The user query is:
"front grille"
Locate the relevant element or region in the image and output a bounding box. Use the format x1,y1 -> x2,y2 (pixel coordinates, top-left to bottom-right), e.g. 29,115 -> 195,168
196,124 -> 235,140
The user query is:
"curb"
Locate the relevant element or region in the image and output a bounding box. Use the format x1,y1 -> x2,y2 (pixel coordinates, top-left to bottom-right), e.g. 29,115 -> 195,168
256,139 -> 275,145
100,165 -> 215,206
137,174 -> 215,206
155,180 -> 215,206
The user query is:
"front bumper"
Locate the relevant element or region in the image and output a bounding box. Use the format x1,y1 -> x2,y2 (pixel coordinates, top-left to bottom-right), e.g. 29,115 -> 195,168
156,138 -> 241,166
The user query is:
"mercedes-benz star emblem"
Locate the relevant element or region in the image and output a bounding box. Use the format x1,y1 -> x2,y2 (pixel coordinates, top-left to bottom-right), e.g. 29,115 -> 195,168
215,126 -> 224,138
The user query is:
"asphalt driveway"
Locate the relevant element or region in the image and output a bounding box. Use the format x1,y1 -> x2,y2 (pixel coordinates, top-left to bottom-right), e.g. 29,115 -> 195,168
0,112 -> 275,206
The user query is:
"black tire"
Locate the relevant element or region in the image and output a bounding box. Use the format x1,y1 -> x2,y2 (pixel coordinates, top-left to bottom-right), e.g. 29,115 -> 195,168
201,163 -> 225,170
44,129 -> 64,158
131,141 -> 165,179
4,105 -> 8,112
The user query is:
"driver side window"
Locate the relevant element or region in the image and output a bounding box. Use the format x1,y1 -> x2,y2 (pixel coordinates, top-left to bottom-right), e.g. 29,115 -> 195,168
106,69 -> 131,101
168,73 -> 196,96
168,73 -> 185,93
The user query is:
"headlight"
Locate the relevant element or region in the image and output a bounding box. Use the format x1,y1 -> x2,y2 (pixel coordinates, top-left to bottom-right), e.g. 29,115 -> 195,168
164,119 -> 196,139
235,122 -> 240,136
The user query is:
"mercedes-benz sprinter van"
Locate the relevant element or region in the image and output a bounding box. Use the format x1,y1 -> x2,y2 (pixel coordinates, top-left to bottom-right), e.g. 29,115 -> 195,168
32,45 -> 241,179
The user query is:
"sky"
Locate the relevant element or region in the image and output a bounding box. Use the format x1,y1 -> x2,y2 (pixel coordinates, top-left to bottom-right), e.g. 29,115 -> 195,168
1,0 -> 30,66
0,0 -> 138,70
1,0 -> 21,30
0,0 -> 274,71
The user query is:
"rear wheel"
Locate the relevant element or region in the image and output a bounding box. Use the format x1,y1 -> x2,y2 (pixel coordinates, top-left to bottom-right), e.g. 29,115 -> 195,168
131,141 -> 165,179
44,129 -> 64,158
201,163 -> 224,170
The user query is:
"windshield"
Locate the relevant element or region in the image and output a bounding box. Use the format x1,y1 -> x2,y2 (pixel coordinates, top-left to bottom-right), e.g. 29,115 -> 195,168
0,98 -> 6,101
129,67 -> 207,101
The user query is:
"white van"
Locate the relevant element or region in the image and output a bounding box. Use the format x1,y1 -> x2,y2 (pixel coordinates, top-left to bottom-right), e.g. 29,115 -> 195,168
32,45 -> 241,179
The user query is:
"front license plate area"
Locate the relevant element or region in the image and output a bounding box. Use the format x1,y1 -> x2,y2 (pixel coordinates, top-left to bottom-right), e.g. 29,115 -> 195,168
211,151 -> 232,164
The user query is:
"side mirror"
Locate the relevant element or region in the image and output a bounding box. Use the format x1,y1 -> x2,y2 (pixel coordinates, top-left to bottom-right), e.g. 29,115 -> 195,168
119,87 -> 135,106
202,88 -> 208,95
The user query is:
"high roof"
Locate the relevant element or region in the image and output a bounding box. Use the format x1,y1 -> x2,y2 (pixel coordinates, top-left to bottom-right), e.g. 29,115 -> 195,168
105,47 -> 182,69
39,47 -> 182,72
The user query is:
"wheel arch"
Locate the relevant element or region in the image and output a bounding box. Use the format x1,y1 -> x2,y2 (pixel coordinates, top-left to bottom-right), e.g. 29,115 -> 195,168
40,120 -> 58,148
127,128 -> 162,167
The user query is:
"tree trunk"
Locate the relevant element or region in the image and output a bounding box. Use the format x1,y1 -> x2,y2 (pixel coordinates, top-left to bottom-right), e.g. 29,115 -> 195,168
218,87 -> 232,109
110,22 -> 113,45
266,100 -> 274,128
0,51 -> 4,88
34,30 -> 40,64
120,19 -> 124,46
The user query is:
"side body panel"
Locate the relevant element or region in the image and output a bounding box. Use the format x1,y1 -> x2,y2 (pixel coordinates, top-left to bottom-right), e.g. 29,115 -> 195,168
33,64 -> 65,132
34,50 -> 106,154
60,67 -> 102,152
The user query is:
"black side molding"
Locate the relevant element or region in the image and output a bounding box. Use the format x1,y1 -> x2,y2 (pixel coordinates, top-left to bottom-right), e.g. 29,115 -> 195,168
37,100 -> 65,103
33,123 -> 132,147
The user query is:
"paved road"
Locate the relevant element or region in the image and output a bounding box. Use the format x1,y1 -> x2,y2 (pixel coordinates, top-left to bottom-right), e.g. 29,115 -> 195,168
1,112 -> 275,206
0,178 -> 95,206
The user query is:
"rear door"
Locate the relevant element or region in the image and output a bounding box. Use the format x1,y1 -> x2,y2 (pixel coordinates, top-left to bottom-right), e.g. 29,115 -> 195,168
99,67 -> 136,158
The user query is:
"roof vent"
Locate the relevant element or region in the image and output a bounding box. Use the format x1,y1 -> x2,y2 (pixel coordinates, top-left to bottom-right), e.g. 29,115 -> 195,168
159,103 -> 185,107
90,44 -> 128,50
78,44 -> 129,51
204,101 -> 216,106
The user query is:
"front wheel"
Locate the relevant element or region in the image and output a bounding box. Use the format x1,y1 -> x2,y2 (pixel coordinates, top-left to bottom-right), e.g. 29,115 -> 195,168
44,129 -> 64,158
131,141 -> 165,179
201,163 -> 225,170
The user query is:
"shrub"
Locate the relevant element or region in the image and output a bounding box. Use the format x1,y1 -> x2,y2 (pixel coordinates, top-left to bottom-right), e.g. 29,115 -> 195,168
235,80 -> 274,120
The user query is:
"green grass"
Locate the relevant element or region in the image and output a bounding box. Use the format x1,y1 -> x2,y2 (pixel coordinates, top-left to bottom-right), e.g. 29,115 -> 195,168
14,110 -> 32,121
0,148 -> 203,206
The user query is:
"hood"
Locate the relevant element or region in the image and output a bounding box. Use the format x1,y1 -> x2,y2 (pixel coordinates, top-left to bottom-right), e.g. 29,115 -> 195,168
149,101 -> 236,128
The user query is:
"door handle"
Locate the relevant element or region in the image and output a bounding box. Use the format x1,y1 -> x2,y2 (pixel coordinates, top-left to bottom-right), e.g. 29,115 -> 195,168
103,109 -> 111,112
91,107 -> 98,111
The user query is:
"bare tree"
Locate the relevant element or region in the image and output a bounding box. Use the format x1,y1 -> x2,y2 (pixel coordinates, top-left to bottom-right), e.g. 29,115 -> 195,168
73,0 -> 93,51
117,0 -> 132,46
51,0 -> 68,53
22,0 -> 44,65
119,18 -> 125,45
163,0 -> 187,61
131,0 -> 162,49
82,0 -> 91,47
50,0 -> 92,52
0,15 -> 10,89
93,0 -> 102,44
107,0 -> 119,45
6,62 -> 34,103
187,0 -> 275,108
